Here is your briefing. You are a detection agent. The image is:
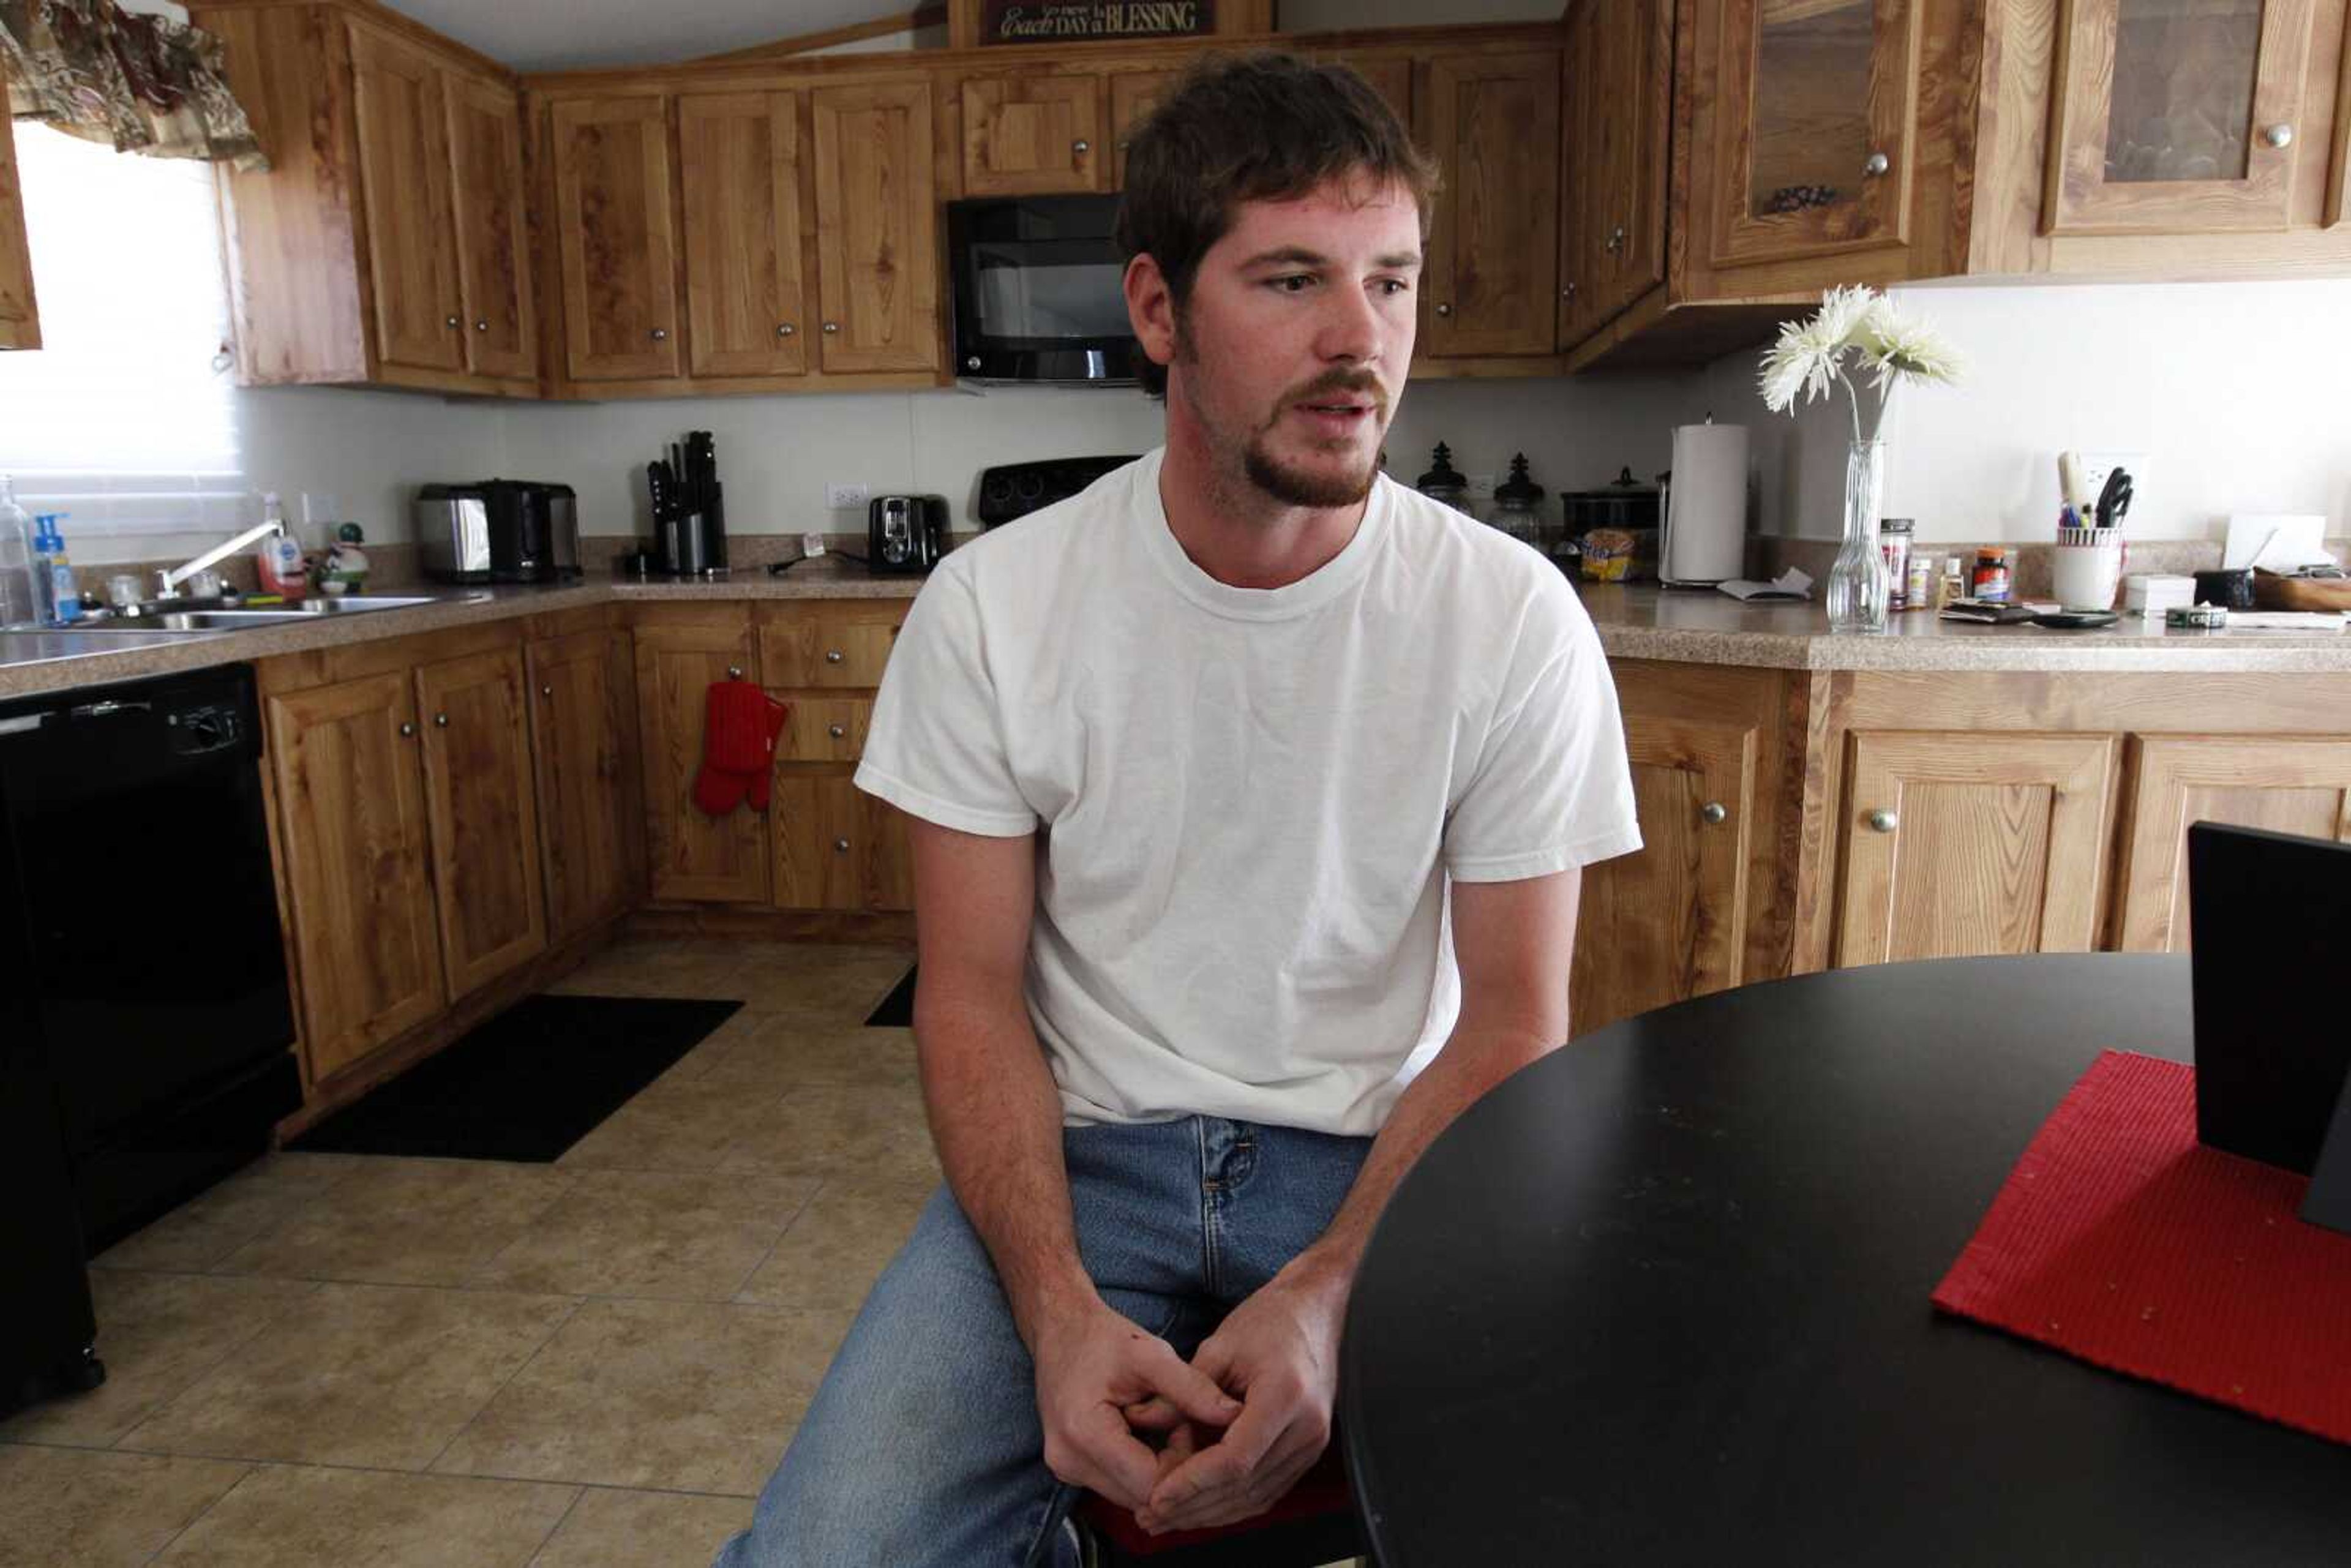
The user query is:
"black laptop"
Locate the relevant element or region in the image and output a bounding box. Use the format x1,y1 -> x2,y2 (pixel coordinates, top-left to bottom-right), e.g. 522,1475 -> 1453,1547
2188,821 -> 2351,1231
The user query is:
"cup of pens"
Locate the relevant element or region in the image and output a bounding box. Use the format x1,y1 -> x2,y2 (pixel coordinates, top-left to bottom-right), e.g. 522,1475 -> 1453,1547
2053,527 -> 2128,609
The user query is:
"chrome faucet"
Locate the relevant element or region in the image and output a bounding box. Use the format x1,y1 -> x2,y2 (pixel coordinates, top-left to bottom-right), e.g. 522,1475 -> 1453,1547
156,518 -> 285,599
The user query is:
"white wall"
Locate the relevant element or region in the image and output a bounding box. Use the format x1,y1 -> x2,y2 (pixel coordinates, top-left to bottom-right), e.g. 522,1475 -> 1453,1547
1696,278 -> 2351,546
500,374 -> 1694,541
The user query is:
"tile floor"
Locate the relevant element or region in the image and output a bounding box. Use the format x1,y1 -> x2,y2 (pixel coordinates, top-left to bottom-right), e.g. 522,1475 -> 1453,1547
0,937 -> 934,1568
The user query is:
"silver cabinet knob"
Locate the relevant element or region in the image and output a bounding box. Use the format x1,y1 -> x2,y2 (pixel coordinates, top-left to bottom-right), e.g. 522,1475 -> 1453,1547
2263,123 -> 2293,149
1605,225 -> 1625,252
822,322 -> 839,334
399,721 -> 416,738
541,685 -> 554,698
1434,303 -> 1452,317
777,323 -> 796,337
833,837 -> 852,853
1073,138 -> 1090,154
825,650 -> 844,664
726,664 -> 744,680
966,355 -> 983,370
1869,808 -> 1899,833
475,319 -> 489,332
827,722 -> 846,738
444,313 -> 461,328
1561,283 -> 1576,299
1864,151 -> 1890,177
1700,801 -> 1727,825
650,328 -> 669,341
433,712 -> 449,728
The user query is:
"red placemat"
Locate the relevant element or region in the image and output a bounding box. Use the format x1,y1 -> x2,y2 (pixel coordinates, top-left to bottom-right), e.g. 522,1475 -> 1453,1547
1932,1049 -> 2351,1446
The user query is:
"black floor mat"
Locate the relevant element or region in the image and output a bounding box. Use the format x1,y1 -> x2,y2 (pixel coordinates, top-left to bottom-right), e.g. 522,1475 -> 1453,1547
287,996 -> 741,1162
866,966 -> 916,1027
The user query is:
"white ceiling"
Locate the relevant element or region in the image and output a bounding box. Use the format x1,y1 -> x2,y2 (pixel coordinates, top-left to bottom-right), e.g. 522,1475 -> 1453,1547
376,0 -> 917,72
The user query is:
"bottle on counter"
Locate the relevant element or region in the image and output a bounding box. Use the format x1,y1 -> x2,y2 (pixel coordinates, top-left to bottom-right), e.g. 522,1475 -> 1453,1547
1972,547 -> 2013,604
0,475 -> 37,629
1879,518 -> 1914,609
1936,555 -> 1967,610
1904,550 -> 1933,610
32,513 -> 79,625
254,492 -> 310,600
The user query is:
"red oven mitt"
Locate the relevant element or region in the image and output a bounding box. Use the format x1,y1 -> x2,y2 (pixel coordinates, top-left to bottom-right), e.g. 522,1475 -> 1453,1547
692,679 -> 788,817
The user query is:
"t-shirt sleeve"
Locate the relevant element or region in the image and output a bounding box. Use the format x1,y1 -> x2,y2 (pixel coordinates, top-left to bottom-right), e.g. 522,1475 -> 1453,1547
852,563 -> 1041,838
1442,576 -> 1642,882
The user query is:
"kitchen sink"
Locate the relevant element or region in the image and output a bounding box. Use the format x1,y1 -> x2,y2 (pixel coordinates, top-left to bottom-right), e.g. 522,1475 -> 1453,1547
4,595 -> 443,636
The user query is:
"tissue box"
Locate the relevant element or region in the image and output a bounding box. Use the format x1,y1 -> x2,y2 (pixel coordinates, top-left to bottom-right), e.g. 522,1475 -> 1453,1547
2124,574 -> 2195,616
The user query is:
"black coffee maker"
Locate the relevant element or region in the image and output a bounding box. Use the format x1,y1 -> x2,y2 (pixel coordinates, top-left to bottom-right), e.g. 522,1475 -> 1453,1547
868,495 -> 947,574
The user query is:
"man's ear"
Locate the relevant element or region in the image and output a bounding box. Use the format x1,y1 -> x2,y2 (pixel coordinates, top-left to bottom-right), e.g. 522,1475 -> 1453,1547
1124,253 -> 1177,375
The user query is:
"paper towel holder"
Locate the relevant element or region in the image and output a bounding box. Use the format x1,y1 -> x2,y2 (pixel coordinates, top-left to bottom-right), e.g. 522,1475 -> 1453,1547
1659,415 -> 1750,587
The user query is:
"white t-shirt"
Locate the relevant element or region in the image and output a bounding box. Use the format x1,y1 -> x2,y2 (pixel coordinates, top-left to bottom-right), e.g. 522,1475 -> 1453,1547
853,448 -> 1640,1136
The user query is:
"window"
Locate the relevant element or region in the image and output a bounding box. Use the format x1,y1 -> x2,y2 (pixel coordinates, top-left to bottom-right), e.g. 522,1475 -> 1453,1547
0,124 -> 246,536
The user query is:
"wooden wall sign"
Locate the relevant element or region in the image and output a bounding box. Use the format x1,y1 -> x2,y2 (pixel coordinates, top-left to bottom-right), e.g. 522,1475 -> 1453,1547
980,0 -> 1215,44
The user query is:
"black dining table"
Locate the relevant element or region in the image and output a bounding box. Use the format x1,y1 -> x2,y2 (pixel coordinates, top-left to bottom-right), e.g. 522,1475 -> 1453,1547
1339,954 -> 2351,1566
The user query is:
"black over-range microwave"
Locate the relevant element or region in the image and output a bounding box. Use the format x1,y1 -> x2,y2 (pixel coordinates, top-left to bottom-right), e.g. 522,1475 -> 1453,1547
947,194 -> 1139,385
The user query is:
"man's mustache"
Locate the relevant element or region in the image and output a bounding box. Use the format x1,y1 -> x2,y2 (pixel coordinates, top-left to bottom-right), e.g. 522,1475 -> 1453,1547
1278,370 -> 1389,415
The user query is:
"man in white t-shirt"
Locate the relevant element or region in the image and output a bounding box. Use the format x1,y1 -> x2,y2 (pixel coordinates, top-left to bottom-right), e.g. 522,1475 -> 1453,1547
716,51 -> 1638,1568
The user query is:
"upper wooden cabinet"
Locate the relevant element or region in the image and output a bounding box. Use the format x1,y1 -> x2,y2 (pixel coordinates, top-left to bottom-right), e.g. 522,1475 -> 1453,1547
0,107 -> 38,351
961,72 -> 1102,194
1559,0 -> 1673,345
549,94 -> 682,382
2045,0 -> 2320,234
1108,69 -> 1181,187
680,89 -> 809,378
811,79 -> 942,375
1416,50 -> 1562,359
193,2 -> 534,395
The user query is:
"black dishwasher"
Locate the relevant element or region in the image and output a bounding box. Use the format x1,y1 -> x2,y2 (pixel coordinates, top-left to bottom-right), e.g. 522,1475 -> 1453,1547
0,664 -> 299,1254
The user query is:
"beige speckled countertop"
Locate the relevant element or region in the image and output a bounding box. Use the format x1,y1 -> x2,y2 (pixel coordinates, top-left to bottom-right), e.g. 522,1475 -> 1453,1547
6,560 -> 2350,702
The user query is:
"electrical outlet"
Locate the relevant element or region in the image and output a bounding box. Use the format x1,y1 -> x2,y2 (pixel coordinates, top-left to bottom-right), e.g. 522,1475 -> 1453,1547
826,482 -> 869,510
2076,451 -> 2146,512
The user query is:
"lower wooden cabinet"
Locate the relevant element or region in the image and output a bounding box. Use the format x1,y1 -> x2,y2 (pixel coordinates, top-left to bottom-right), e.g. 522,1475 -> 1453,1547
635,612 -> 770,902
756,601 -> 913,913
1570,711 -> 1759,1037
1833,730 -> 2121,967
528,628 -> 639,940
417,646 -> 548,997
266,671 -> 450,1081
2113,735 -> 2351,952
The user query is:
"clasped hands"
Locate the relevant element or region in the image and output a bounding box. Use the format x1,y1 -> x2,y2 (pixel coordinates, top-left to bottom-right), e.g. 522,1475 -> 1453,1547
1033,1267 -> 1346,1536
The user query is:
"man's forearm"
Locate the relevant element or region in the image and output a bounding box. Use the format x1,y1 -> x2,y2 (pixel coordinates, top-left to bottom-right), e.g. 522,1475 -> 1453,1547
1282,1024 -> 1558,1302
917,989 -> 1097,1352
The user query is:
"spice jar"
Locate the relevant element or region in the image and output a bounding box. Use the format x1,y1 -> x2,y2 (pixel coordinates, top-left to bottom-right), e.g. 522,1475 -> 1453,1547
1936,555 -> 1967,610
1905,552 -> 1933,610
1879,518 -> 1914,609
1972,547 -> 2013,603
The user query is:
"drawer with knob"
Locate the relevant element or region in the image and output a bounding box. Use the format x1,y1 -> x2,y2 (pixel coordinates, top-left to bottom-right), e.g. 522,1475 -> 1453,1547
757,605 -> 907,689
776,696 -> 872,762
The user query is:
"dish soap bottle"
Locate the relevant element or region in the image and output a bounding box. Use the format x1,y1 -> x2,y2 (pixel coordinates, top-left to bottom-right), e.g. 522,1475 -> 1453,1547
0,475 -> 37,629
33,513 -> 80,625
253,493 -> 309,600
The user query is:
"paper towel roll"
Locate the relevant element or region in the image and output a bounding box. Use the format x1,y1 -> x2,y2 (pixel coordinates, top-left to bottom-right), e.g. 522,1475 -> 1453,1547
1662,423 -> 1750,584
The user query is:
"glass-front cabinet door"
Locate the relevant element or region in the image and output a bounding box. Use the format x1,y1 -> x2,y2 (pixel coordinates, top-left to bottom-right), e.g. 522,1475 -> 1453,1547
2044,0 -> 2317,233
1710,0 -> 1922,266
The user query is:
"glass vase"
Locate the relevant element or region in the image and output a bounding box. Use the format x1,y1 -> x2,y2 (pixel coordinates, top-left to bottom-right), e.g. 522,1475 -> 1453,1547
1826,440 -> 1889,634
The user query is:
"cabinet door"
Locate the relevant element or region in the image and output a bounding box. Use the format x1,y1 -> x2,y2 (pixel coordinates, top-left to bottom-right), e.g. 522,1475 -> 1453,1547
348,26 -> 463,372
1417,52 -> 1561,358
0,110 -> 39,351
1835,731 -> 2120,967
961,73 -> 1101,195
268,673 -> 445,1080
635,620 -> 770,902
777,696 -> 872,764
811,80 -> 941,374
444,72 -> 537,380
417,646 -> 547,999
773,773 -> 866,910
2045,0 -> 2316,234
550,94 -> 681,381
1109,69 -> 1180,189
528,629 -> 634,942
680,89 -> 808,378
1710,0 -> 1921,267
2114,735 -> 2351,951
759,606 -> 902,688
1562,0 -> 1672,345
1570,715 -> 1759,1038
868,797 -> 917,912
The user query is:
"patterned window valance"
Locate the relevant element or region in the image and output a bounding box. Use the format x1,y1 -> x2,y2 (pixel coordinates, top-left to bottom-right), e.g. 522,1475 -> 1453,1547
2,0 -> 266,171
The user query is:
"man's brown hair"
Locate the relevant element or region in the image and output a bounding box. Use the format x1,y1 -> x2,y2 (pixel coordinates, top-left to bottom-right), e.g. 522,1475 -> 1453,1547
1114,51 -> 1441,397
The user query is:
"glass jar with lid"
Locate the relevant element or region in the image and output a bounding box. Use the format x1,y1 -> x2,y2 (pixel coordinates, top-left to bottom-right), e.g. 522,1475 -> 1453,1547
1489,454 -> 1547,548
1415,443 -> 1470,514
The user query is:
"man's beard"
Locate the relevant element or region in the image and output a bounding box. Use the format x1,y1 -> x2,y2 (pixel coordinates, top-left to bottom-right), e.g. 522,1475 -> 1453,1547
1174,315 -> 1388,509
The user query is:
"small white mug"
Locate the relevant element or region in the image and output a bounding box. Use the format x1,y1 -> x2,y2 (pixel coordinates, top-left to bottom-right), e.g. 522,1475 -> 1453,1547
2052,533 -> 2127,610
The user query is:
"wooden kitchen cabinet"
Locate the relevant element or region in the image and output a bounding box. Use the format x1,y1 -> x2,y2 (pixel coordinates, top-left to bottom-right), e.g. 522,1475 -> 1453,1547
680,89 -> 809,378
416,646 -> 548,999
960,72 -> 1102,195
635,613 -> 770,903
193,1 -> 534,394
549,93 -> 682,381
759,601 -> 915,913
528,629 -> 640,942
0,107 -> 36,351
266,672 -> 448,1081
811,79 -> 942,375
1108,69 -> 1180,189
2045,0 -> 2319,234
2112,734 -> 2351,951
1834,730 -> 2120,967
1570,711 -> 1760,1037
1416,50 -> 1562,359
1558,0 -> 1673,347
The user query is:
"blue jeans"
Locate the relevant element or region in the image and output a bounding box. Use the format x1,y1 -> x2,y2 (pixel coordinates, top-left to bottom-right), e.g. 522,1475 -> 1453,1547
713,1116 -> 1373,1568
